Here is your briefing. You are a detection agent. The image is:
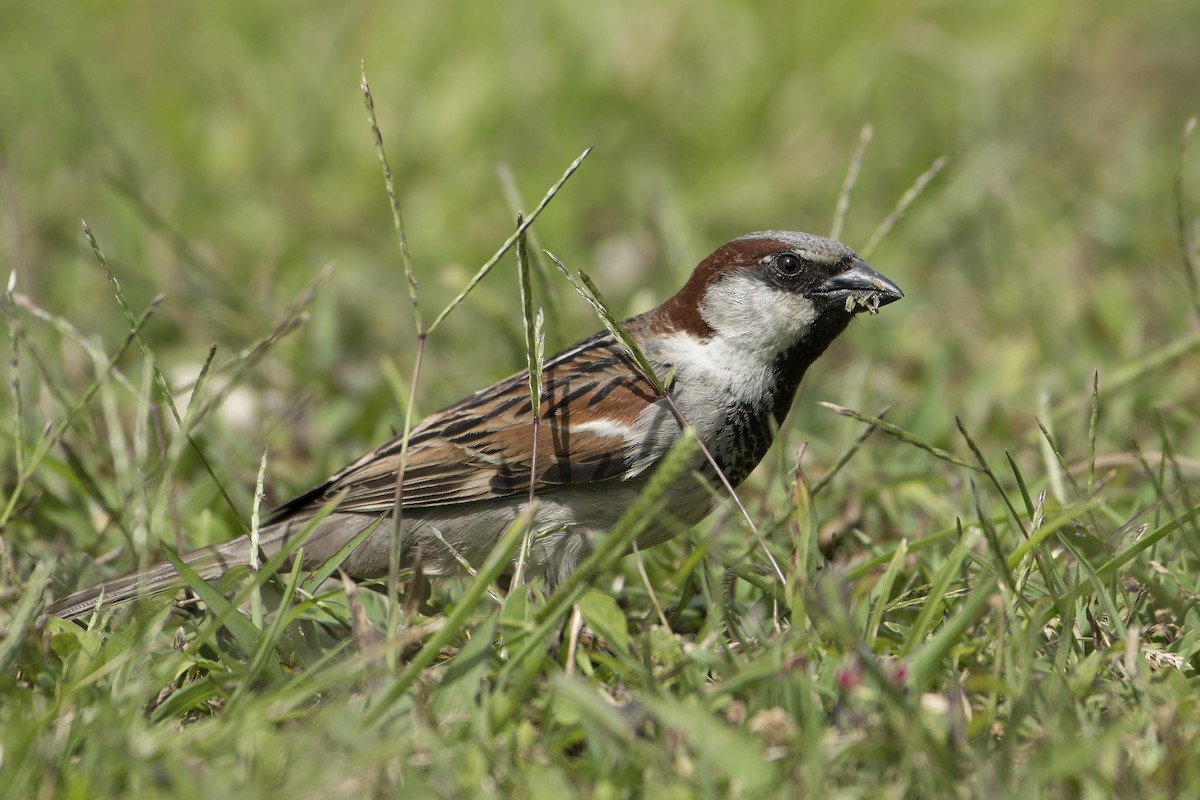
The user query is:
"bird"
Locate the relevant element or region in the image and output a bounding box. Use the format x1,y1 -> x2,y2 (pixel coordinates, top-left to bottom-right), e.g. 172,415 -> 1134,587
48,230 -> 902,620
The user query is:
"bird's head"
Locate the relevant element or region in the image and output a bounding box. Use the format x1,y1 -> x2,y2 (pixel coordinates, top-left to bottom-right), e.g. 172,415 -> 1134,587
657,230 -> 903,362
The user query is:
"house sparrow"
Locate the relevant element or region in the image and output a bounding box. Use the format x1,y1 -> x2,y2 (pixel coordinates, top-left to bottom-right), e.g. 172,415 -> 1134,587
49,230 -> 902,620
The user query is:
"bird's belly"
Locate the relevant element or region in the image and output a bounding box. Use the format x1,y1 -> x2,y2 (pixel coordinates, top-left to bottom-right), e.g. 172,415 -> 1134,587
318,469 -> 721,588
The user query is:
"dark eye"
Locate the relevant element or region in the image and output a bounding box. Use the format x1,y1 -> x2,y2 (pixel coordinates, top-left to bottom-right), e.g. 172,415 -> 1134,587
777,253 -> 803,275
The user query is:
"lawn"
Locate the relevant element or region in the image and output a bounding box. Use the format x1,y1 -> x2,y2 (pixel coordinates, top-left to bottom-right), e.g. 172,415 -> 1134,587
3,1 -> 1200,796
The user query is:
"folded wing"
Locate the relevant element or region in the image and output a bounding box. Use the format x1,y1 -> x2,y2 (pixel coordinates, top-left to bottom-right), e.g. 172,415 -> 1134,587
267,332 -> 667,521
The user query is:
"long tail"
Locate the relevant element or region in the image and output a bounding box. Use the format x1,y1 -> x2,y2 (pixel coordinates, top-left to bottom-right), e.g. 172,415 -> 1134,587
47,537 -> 258,621
47,512 -> 381,622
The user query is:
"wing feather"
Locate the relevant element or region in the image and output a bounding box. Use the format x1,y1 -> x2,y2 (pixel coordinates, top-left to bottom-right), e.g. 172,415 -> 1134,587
267,332 -> 668,522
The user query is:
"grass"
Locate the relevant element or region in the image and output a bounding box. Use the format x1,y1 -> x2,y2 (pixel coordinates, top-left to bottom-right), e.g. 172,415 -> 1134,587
4,0 -> 1200,796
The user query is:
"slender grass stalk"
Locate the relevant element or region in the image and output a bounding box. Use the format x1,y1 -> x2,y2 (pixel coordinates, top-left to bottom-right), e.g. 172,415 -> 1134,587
831,123 -> 872,241
1035,417 -> 1083,498
810,405 -> 888,497
384,331 -> 423,669
512,215 -> 545,587
170,343 -> 219,551
5,269 -> 24,478
1173,115 -> 1199,318
1088,370 -> 1100,495
821,402 -> 980,471
361,63 -> 420,333
864,537 -> 907,648
249,447 -> 269,629
361,65 -> 425,666
426,148 -> 592,335
497,164 -> 564,329
83,222 -> 250,543
861,155 -> 948,257
0,272 -> 25,585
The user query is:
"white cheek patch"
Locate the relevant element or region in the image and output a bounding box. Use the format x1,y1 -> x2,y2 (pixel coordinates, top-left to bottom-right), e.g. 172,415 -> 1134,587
697,271 -> 817,359
622,270 -> 826,473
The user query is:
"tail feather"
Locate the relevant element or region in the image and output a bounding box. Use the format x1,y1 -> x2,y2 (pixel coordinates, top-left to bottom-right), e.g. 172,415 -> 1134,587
48,536 -> 261,622
47,512 -> 381,622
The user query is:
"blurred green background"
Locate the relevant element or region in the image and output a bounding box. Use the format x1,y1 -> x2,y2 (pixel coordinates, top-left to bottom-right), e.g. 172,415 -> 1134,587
5,2 -> 1200,796
2,0 -> 1198,526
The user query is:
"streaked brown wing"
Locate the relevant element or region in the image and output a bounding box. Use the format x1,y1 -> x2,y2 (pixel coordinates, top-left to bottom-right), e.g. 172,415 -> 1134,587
267,332 -> 665,521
